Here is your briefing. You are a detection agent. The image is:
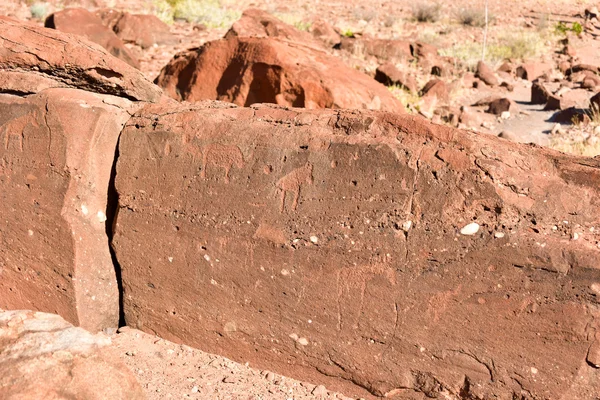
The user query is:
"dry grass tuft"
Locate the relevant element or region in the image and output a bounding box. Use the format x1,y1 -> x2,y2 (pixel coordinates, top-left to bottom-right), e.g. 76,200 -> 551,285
412,2 -> 442,23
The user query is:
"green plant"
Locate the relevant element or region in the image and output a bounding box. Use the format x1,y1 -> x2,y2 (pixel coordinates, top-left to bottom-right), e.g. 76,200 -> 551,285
411,2 -> 442,23
343,29 -> 355,38
153,0 -> 241,27
29,2 -> 48,20
555,21 -> 583,35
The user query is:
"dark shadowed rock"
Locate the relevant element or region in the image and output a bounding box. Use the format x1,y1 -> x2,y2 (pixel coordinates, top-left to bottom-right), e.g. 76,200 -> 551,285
155,36 -> 404,113
0,17 -> 161,102
486,97 -> 512,115
545,89 -> 591,111
112,101 -> 600,399
375,63 -> 417,92
45,8 -> 140,69
531,79 -> 552,104
96,9 -> 176,49
0,310 -> 145,399
516,62 -> 552,81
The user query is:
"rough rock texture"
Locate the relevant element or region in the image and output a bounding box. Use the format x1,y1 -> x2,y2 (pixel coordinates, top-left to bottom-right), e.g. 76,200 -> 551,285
0,88 -> 134,331
0,17 -> 161,102
45,7 -> 140,69
339,37 -> 413,62
516,62 -> 552,81
225,8 -> 322,50
309,19 -> 341,47
155,36 -> 404,113
113,101 -> 600,399
96,9 -> 176,49
531,79 -> 552,105
374,63 -> 417,93
0,310 -> 145,399
475,61 -> 499,87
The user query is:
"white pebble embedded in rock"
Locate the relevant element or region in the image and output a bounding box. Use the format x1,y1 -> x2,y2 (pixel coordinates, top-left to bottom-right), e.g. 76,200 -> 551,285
460,222 -> 480,235
312,384 -> 327,396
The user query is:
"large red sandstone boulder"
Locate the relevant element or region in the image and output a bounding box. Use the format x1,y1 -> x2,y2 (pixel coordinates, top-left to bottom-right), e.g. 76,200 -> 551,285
155,36 -> 404,113
45,8 -> 140,69
0,310 -> 145,399
0,17 -> 161,102
112,101 -> 600,399
0,19 -> 157,331
225,8 -> 322,49
0,88 -> 132,331
96,9 -> 176,49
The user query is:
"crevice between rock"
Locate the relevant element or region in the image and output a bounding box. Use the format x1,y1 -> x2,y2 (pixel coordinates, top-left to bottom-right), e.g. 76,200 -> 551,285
105,132 -> 125,327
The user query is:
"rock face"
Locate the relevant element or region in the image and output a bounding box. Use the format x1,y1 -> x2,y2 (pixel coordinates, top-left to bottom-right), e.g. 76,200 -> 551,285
112,101 -> 600,399
0,88 -> 132,331
0,17 -> 161,102
96,9 -> 176,49
45,8 -> 140,69
155,36 -> 404,113
0,310 -> 145,399
225,8 -> 322,49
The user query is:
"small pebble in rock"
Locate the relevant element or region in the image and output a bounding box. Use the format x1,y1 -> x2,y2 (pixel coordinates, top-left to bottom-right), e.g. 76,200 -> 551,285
191,386 -> 198,393
310,235 -> 318,243
460,222 -> 480,235
265,371 -> 276,381
297,337 -> 309,346
494,232 -> 505,238
402,220 -> 412,232
312,385 -> 328,396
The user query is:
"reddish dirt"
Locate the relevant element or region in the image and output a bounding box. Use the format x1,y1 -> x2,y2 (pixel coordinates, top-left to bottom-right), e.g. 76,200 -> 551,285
111,327 -> 352,400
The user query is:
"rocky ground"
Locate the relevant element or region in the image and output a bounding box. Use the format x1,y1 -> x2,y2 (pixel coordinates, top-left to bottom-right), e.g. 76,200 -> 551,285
4,0 -> 600,155
2,0 -> 600,399
111,327 -> 352,400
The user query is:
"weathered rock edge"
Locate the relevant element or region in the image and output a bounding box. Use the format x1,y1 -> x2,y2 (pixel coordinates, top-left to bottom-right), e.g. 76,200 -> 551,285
112,101 -> 600,399
0,309 -> 145,399
0,17 -> 161,102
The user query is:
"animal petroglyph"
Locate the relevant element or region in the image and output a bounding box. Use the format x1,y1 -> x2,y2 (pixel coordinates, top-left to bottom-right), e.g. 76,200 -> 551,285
1,112 -> 40,152
200,144 -> 244,183
336,257 -> 397,330
0,159 -> 9,183
277,162 -> 313,213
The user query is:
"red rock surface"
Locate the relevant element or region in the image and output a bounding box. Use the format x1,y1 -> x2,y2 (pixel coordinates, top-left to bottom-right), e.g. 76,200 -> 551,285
112,100 -> 600,399
96,9 -> 176,49
0,88 -> 133,331
0,310 -> 145,399
155,36 -> 404,112
45,7 -> 140,68
225,8 -> 322,50
0,16 -> 161,102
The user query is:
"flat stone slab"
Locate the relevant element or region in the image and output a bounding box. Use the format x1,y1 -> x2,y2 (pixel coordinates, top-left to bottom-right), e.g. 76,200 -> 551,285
0,88 -> 134,331
113,101 -> 600,399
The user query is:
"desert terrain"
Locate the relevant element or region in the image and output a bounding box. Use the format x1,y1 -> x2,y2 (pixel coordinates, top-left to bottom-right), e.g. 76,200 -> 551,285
1,0 -> 600,399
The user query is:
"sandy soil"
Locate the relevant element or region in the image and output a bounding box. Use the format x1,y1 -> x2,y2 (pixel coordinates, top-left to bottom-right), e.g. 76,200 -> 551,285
110,327 -> 354,400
